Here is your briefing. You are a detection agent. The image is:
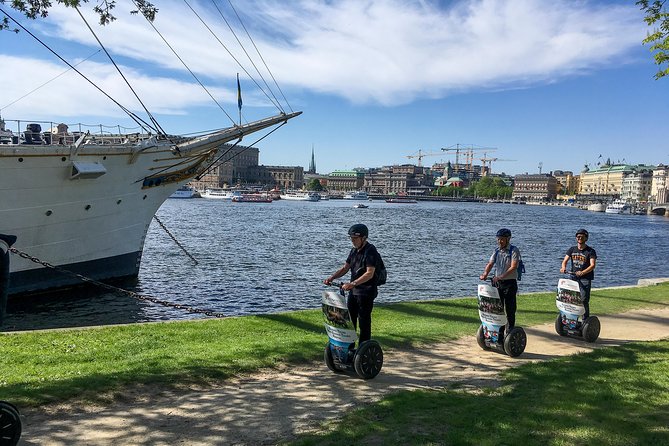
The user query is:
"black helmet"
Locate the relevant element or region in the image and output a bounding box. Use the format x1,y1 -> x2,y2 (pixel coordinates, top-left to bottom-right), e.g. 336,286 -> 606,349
496,228 -> 511,238
575,228 -> 589,240
348,224 -> 368,237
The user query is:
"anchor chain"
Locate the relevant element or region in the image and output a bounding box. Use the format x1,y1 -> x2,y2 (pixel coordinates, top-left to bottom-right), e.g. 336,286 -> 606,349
8,247 -> 226,318
153,215 -> 199,265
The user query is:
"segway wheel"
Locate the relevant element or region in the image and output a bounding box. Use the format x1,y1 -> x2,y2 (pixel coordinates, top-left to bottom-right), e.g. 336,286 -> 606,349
0,401 -> 22,446
323,342 -> 341,373
476,325 -> 489,350
503,327 -> 527,357
582,316 -> 601,343
555,315 -> 566,336
353,340 -> 383,380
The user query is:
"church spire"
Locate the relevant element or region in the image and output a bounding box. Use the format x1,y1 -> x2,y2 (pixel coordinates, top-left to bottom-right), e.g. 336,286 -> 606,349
308,144 -> 316,174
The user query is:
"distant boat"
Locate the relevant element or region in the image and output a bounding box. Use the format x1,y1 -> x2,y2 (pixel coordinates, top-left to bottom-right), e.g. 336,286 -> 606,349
231,194 -> 272,203
587,202 -> 606,212
343,191 -> 369,200
353,203 -> 369,208
386,197 -> 417,204
280,191 -> 321,201
169,185 -> 198,199
605,200 -> 631,214
201,188 -> 243,200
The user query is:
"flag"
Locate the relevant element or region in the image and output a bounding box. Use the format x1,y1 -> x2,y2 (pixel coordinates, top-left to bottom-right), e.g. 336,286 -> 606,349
237,73 -> 242,111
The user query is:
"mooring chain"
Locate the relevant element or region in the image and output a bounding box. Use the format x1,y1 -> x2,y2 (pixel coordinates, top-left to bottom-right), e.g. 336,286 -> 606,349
153,215 -> 199,265
8,247 -> 226,318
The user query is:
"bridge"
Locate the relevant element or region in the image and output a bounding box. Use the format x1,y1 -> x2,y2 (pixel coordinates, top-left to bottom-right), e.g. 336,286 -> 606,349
650,204 -> 668,216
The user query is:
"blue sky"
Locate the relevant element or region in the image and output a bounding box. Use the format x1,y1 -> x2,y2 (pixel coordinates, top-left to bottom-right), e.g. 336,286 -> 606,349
0,0 -> 667,176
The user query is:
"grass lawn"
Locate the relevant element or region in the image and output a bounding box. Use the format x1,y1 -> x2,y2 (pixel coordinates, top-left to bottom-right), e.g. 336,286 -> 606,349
0,283 -> 668,408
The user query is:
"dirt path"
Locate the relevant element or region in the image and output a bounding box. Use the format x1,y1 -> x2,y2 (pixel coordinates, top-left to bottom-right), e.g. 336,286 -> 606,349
18,307 -> 669,446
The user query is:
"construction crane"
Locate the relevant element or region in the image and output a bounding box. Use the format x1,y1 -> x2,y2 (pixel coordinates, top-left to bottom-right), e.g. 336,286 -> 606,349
406,149 -> 445,167
442,144 -> 496,173
480,157 -> 516,175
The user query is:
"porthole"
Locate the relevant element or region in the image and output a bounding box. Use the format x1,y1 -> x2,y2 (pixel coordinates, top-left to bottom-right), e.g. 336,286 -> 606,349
45,210 -> 53,216
18,158 -> 23,162
117,199 -> 122,205
85,205 -> 91,210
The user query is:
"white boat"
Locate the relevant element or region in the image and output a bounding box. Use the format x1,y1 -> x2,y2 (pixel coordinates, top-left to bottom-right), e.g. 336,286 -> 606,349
605,200 -> 632,214
343,191 -> 369,200
169,185 -> 198,199
587,202 -> 606,212
279,191 -> 321,201
0,112 -> 300,296
200,188 -> 242,200
353,203 -> 369,209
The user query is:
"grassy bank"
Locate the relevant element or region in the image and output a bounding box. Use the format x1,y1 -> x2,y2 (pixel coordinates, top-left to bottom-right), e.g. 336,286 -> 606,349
1,283 -> 668,407
289,339 -> 669,446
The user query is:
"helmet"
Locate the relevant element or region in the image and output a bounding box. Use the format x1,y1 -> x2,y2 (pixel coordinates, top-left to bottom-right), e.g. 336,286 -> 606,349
575,228 -> 589,240
496,228 -> 511,238
348,224 -> 368,237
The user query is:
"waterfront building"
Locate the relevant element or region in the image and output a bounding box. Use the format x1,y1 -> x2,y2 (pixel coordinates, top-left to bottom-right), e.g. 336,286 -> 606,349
512,174 -> 559,201
327,170 -> 365,191
650,165 -> 669,204
307,146 -> 316,174
363,164 -> 434,194
621,171 -> 653,202
250,165 -> 304,190
552,170 -> 579,195
579,164 -> 657,199
190,143 -> 259,190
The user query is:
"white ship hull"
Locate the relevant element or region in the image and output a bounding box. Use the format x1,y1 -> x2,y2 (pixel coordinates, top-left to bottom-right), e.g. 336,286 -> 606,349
1,112 -> 300,296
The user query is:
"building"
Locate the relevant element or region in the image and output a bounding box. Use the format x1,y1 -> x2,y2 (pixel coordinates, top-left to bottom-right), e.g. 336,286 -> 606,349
621,171 -> 653,202
190,144 -> 259,190
552,170 -> 578,195
363,164 -> 434,194
512,174 -> 559,201
327,170 -> 365,191
579,164 -> 657,201
251,165 -> 304,189
307,146 -> 316,174
650,164 -> 669,204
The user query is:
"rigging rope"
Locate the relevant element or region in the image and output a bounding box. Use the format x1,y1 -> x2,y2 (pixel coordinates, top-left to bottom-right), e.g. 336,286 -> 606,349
74,6 -> 167,136
0,7 -> 158,134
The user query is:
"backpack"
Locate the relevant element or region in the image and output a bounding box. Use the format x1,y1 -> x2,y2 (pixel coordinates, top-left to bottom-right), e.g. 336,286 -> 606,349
493,245 -> 525,281
362,245 -> 387,286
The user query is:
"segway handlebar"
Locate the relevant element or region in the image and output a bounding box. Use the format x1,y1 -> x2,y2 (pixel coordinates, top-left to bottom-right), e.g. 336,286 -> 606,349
326,281 -> 345,288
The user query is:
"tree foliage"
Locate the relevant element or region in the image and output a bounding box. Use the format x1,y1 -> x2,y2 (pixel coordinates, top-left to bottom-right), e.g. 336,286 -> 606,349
637,0 -> 669,79
306,178 -> 323,191
1,0 -> 157,32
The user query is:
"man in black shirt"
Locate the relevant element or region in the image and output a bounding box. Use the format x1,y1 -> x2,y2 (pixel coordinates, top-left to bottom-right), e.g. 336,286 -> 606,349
561,228 -> 597,319
324,224 -> 380,344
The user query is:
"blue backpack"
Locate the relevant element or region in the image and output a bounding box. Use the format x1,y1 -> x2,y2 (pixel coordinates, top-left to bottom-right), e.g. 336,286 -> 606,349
493,245 -> 525,281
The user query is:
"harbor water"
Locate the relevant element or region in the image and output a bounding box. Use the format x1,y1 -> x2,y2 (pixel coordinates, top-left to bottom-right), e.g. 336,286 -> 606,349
4,199 -> 669,331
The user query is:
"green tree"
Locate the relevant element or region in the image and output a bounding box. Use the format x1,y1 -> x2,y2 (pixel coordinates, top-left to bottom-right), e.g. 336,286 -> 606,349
1,0 -> 157,31
637,0 -> 669,79
306,179 -> 323,191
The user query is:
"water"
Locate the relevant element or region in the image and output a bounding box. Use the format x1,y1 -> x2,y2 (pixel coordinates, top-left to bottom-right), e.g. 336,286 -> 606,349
4,199 -> 669,331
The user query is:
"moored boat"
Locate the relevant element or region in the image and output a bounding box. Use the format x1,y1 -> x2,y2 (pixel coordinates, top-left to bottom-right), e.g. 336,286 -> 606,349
169,185 -> 199,199
343,191 -> 369,200
605,200 -> 631,214
231,194 -> 272,203
587,202 -> 606,212
386,198 -> 418,204
279,191 -> 321,201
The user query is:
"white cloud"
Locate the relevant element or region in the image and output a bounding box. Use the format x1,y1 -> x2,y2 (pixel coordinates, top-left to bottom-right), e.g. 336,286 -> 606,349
1,0 -> 646,117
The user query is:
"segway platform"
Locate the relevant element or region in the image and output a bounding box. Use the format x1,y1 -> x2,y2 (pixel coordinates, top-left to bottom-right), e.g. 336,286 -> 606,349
322,288 -> 383,379
476,282 -> 526,357
0,401 -> 21,446
555,278 -> 600,342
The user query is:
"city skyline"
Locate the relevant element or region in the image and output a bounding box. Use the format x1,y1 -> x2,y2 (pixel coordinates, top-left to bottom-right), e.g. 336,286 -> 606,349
1,0 -> 667,176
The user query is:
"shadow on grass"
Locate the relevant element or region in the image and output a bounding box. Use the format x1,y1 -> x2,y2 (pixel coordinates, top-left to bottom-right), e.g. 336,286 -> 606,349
290,341 -> 669,446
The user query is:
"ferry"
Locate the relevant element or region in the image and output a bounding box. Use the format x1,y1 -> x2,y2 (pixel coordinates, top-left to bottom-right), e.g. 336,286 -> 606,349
605,200 -> 631,214
279,191 -> 321,201
386,197 -> 418,204
169,185 -> 199,199
343,191 -> 369,200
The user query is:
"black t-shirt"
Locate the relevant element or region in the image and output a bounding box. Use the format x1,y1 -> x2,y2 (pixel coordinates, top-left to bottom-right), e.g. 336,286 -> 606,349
566,245 -> 597,280
346,242 -> 380,296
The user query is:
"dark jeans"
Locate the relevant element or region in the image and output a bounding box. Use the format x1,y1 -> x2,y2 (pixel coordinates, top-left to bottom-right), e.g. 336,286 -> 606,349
347,291 -> 377,344
497,280 -> 518,329
577,278 -> 592,319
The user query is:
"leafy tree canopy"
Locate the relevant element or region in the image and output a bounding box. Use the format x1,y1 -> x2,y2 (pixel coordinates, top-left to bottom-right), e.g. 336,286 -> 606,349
1,0 -> 157,32
637,0 -> 669,79
306,178 -> 323,191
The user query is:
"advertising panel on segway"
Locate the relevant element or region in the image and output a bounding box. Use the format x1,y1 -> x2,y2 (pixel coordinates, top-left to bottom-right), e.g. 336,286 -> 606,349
322,283 -> 383,379
476,281 -> 527,357
555,276 -> 600,343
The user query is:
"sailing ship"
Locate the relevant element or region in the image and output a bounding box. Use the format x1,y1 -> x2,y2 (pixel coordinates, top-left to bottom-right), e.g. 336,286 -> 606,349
0,5 -> 301,296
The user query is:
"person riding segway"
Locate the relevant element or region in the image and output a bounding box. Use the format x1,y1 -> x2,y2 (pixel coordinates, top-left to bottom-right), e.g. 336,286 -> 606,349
477,228 -> 527,357
323,224 -> 384,379
556,229 -> 600,342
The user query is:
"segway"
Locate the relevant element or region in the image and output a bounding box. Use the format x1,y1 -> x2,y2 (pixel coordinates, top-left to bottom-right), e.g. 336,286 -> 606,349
0,401 -> 21,446
475,281 -> 527,357
555,276 -> 600,343
322,283 -> 383,379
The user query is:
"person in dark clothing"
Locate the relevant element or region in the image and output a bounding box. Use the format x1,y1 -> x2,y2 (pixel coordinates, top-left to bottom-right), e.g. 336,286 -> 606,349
324,224 -> 380,344
479,228 -> 521,330
0,233 -> 17,328
561,228 -> 597,319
